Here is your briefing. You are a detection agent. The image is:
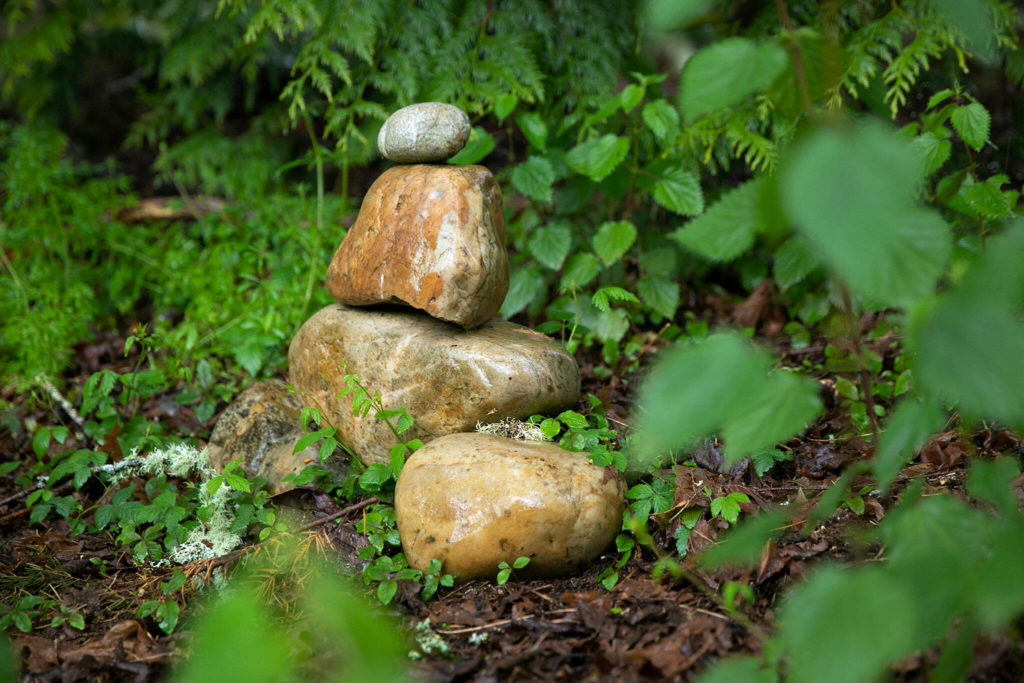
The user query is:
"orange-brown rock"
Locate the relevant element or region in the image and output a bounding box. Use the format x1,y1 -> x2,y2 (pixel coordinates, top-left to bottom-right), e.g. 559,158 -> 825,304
326,165 -> 508,329
395,433 -> 625,581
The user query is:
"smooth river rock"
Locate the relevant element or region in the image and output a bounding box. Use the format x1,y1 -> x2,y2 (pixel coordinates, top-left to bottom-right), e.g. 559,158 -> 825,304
326,164 -> 508,329
207,380 -> 348,494
288,304 -> 580,466
395,433 -> 625,581
378,102 -> 470,162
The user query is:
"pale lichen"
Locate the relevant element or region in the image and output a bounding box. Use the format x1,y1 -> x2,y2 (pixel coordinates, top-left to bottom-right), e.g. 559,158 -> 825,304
474,417 -> 549,442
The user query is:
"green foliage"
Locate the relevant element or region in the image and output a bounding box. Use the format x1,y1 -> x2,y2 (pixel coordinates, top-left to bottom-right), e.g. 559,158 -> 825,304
175,563 -> 408,682
495,556 -> 531,586
1,594 -> 85,634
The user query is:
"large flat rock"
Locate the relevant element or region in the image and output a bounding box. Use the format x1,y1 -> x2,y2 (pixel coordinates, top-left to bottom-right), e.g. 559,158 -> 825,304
326,165 -> 508,330
288,304 -> 580,465
395,433 -> 625,580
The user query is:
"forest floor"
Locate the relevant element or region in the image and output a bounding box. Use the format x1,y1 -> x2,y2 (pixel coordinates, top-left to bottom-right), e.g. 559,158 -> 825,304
2,233 -> 1024,682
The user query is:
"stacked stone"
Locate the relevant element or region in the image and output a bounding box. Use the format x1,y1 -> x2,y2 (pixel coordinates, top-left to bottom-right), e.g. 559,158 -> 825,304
211,103 -> 623,581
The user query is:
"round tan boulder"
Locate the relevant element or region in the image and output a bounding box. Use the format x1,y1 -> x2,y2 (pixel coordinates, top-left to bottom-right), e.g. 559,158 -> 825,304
395,433 -> 625,581
288,304 -> 580,466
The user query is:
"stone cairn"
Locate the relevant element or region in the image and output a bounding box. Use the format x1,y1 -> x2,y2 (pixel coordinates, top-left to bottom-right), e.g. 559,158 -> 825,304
209,103 -> 624,581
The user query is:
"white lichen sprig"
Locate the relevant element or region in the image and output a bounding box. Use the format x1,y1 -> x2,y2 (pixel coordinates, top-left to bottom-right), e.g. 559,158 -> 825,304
97,443 -> 244,565
474,417 -> 549,442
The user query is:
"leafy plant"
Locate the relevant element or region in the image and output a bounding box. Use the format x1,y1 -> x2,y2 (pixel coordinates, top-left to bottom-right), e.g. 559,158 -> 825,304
495,557 -> 531,586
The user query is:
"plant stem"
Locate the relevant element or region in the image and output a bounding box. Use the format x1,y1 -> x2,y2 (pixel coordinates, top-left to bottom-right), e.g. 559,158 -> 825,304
839,283 -> 880,437
300,106 -> 325,314
774,0 -> 814,116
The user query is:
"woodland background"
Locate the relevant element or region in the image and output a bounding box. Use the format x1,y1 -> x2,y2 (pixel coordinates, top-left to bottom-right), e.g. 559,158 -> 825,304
2,0 -> 1024,680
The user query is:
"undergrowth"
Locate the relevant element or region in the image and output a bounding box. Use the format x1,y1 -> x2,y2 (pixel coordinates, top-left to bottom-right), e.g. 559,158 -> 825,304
2,0 -> 1024,680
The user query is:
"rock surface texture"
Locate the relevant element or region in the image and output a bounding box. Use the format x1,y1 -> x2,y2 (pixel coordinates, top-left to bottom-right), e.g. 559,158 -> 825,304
207,379 -> 347,494
327,164 -> 508,329
377,102 -> 470,163
288,304 -> 580,466
395,433 -> 625,580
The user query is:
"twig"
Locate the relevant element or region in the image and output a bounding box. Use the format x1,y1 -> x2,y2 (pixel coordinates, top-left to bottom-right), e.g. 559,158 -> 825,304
774,0 -> 814,116
298,496 -> 379,531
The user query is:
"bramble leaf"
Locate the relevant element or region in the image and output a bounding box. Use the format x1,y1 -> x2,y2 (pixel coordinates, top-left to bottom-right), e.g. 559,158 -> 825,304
592,220 -> 637,265
680,37 -> 788,121
566,134 -> 630,182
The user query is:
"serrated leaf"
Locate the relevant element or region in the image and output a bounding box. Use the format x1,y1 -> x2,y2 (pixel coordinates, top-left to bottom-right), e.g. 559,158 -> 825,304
619,84 -> 644,112
699,509 -> 788,569
680,37 -> 789,121
911,132 -> 952,177
560,253 -> 601,290
773,234 -> 819,289
510,156 -> 555,202
637,276 -> 679,318
778,567 -> 917,683
591,286 -> 639,313
557,410 -> 589,429
500,267 -> 545,318
527,222 -> 571,270
95,505 -> 115,530
950,102 -> 990,151
652,166 -> 704,216
594,308 -> 630,342
962,176 -> 1015,218
566,134 -> 630,182
226,475 -> 250,492
671,178 -> 762,261
635,334 -> 821,466
642,100 -> 679,143
781,120 -> 950,308
592,220 -> 637,265
515,112 -> 548,151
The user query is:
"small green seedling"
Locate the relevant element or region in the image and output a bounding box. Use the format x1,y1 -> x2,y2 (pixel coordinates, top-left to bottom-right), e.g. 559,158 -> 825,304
496,556 -> 531,585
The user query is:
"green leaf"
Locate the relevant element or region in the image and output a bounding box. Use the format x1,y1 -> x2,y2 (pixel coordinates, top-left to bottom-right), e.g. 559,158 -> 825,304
710,496 -> 741,524
557,410 -> 589,429
671,178 -> 762,262
510,156 -> 555,202
750,449 -> 792,477
635,334 -> 822,466
294,427 -> 333,454
560,253 -> 602,290
591,286 -> 639,313
777,567 -> 917,683
68,611 -> 85,630
32,427 -> 50,459
448,127 -> 495,165
512,556 -> 531,569
594,309 -> 629,342
515,112 -> 548,151
680,37 -> 788,121
910,224 -> 1024,427
720,370 -> 822,465
873,397 -> 944,494
592,220 -> 637,266
694,657 -> 777,683
652,166 -> 703,216
494,94 -> 517,123
637,276 -> 679,319
95,505 -> 116,530
773,235 -> 819,289
910,132 -> 952,177
642,100 -> 679,143
527,222 -> 572,270
225,475 -> 250,493
962,176 -> 1015,219
699,509 -> 787,569
500,267 -> 546,318
966,457 -> 1020,515
539,419 -> 560,438
926,88 -> 955,110
619,84 -> 644,112
566,134 -> 630,182
950,102 -> 990,151
781,120 -> 950,308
